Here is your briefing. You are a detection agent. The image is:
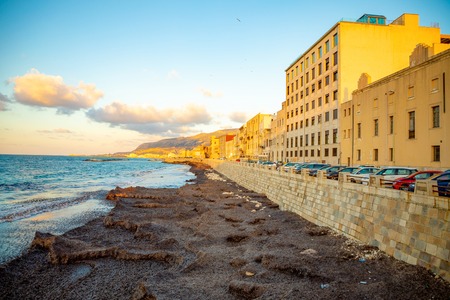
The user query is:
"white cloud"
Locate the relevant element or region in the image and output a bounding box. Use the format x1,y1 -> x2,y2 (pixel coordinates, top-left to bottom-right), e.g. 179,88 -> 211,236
167,70 -> 180,80
86,102 -> 212,135
199,88 -> 223,98
228,111 -> 248,123
0,92 -> 11,111
12,69 -> 103,114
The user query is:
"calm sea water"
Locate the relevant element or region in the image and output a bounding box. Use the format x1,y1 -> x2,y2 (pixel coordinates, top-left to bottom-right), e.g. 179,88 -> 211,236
0,155 -> 195,264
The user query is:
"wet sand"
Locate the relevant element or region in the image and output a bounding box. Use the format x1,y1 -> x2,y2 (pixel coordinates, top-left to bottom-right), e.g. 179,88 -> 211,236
1,162 -> 449,299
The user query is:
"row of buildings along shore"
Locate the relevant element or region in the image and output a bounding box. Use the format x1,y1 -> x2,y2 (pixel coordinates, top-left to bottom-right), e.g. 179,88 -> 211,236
203,13 -> 450,170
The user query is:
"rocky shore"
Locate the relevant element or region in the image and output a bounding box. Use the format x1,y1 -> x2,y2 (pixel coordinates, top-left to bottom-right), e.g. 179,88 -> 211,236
1,162 -> 449,299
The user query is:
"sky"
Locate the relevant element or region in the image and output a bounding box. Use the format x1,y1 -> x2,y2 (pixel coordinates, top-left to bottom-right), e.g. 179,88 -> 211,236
1,0 -> 449,155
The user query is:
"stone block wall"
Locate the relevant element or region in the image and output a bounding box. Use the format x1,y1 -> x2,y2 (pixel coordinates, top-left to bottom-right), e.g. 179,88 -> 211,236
204,160 -> 449,282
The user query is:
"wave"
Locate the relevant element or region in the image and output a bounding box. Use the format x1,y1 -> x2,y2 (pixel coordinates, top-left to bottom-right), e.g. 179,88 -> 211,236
0,191 -> 109,223
0,182 -> 45,192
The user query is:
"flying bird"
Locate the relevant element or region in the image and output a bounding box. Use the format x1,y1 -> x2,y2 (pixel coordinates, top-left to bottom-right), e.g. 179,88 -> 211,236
236,18 -> 241,22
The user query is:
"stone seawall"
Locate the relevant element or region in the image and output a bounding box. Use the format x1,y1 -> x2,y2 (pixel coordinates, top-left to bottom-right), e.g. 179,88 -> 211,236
202,159 -> 449,282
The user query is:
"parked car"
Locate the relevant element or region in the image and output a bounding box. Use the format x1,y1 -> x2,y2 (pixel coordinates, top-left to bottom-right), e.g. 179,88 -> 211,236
347,167 -> 380,184
294,163 -> 328,174
368,167 -> 418,186
327,166 -> 359,180
392,170 -> 442,191
317,165 -> 346,178
282,162 -> 302,172
260,161 -> 277,167
308,164 -> 332,176
411,171 -> 450,197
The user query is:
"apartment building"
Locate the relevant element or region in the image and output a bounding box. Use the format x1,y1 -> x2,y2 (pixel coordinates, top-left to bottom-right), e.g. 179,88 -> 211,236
341,46 -> 450,169
269,103 -> 286,162
283,13 -> 449,165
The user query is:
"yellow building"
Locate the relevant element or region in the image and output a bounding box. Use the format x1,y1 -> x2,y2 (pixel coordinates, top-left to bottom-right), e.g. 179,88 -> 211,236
209,136 -> 220,159
218,134 -> 236,160
341,47 -> 450,169
284,13 -> 450,165
269,102 -> 286,162
244,113 -> 272,160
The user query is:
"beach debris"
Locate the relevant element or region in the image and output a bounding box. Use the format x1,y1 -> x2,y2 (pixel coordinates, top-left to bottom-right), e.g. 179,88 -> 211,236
300,248 -> 318,256
320,283 -> 330,289
245,271 -> 255,277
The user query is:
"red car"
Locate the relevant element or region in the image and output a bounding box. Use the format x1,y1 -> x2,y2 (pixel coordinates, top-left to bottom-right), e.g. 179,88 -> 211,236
392,170 -> 442,191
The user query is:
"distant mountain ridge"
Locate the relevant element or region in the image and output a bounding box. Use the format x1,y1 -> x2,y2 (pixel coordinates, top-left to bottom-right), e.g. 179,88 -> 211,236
133,129 -> 237,152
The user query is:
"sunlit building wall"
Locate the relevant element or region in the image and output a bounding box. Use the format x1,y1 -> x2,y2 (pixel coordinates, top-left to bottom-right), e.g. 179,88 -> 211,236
341,47 -> 450,169
284,13 -> 450,165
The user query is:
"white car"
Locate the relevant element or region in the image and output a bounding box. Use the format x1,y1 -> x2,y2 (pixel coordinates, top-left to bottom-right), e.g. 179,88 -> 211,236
348,167 -> 380,184
369,167 -> 418,187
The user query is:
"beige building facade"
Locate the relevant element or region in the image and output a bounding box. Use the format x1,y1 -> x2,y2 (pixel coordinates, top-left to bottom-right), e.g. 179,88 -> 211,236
341,47 -> 450,169
284,13 -> 449,165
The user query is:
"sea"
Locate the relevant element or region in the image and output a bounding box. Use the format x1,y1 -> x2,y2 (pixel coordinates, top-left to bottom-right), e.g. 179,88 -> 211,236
0,155 -> 195,265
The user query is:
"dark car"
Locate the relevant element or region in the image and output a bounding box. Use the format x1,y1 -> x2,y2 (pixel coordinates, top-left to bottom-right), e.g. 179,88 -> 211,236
326,166 -> 358,180
435,172 -> 450,197
308,164 -> 332,176
294,163 -> 329,174
410,171 -> 450,196
392,170 -> 442,191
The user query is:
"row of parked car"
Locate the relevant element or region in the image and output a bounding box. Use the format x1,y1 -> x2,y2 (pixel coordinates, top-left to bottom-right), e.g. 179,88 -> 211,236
257,161 -> 450,197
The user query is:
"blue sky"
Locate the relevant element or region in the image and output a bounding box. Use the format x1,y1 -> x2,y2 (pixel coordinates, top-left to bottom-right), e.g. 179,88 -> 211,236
1,0 -> 449,155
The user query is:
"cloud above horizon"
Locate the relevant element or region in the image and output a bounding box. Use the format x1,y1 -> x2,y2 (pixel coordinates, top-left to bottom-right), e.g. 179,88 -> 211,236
199,88 -> 223,98
12,69 -> 103,114
86,102 -> 212,135
228,111 -> 248,123
0,92 -> 11,111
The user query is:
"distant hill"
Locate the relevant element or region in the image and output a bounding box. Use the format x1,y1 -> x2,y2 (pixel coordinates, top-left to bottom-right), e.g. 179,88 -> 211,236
133,129 -> 238,153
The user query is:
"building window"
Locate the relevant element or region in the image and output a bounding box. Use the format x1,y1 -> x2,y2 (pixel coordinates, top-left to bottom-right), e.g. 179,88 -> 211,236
333,71 -> 338,81
325,58 -> 330,71
312,84 -> 315,93
300,150 -> 303,157
333,52 -> 338,66
432,106 -> 440,128
325,148 -> 329,157
301,76 -> 304,87
295,66 -> 298,76
333,109 -> 338,120
311,133 -> 315,146
306,57 -> 309,68
389,148 -> 394,161
318,80 -> 322,89
312,100 -> 315,109
312,52 -> 316,63
305,134 -> 309,146
311,149 -> 315,157
295,80 -> 298,90
325,76 -> 330,86
311,116 -> 315,126
332,148 -> 337,156
409,111 -> 415,139
431,78 -> 439,91
408,86 -> 415,99
333,33 -> 338,47
357,149 -> 361,161
318,46 -> 322,58
373,98 -> 378,108
357,123 -> 361,138
318,97 -> 322,106
295,137 -> 298,147
318,132 -> 321,144
389,116 -> 394,134
305,150 -> 308,157
318,63 -> 322,75
306,119 -> 309,127
333,90 -> 338,101
311,68 -> 315,79
306,72 -> 309,83
433,145 -> 440,162
306,87 -> 309,96
325,40 -> 330,53
295,122 -> 298,129
306,103 -> 309,111
374,149 -> 379,161
325,111 -> 330,122
300,136 -> 303,147
374,119 -> 379,136
332,129 -> 337,143
301,61 -> 304,72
